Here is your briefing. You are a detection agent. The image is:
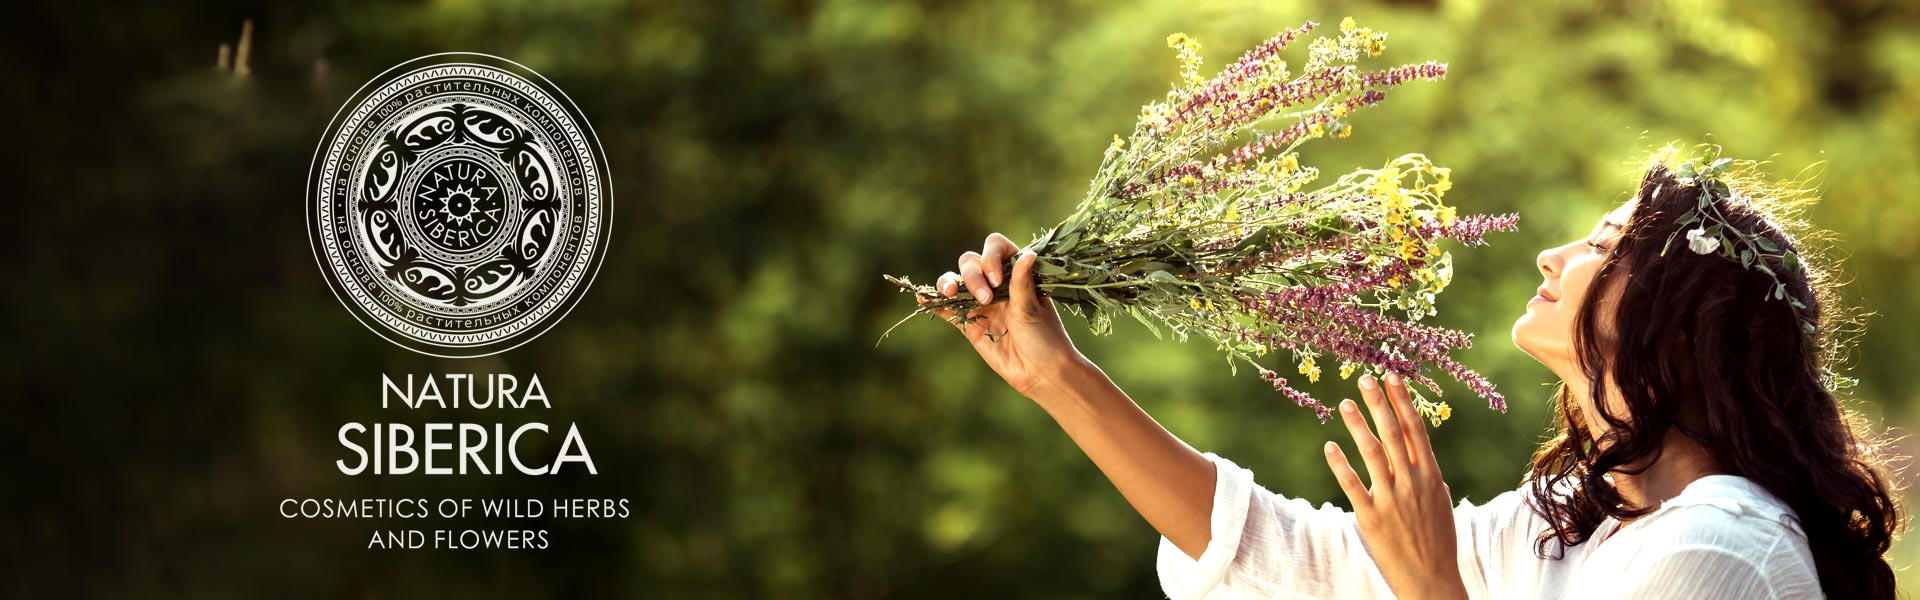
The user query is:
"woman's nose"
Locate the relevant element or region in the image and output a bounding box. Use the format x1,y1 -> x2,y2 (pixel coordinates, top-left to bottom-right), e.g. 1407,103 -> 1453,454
1537,246 -> 1563,277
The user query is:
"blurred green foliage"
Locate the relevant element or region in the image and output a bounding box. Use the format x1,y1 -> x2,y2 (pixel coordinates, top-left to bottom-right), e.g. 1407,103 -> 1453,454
5,0 -> 1917,597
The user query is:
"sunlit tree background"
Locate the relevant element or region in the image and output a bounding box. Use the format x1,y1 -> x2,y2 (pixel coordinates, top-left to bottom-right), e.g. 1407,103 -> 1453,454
7,0 -> 1918,597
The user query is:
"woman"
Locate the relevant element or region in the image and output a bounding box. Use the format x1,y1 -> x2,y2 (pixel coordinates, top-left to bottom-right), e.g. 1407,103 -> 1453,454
919,150 -> 1902,598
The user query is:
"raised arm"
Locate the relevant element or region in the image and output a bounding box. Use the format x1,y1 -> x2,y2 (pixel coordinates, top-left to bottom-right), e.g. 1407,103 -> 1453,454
923,233 -> 1497,599
920,232 -> 1217,557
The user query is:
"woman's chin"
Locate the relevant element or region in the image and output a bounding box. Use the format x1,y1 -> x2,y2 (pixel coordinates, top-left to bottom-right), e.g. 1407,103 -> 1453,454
1510,319 -> 1571,369
1511,315 -> 1541,356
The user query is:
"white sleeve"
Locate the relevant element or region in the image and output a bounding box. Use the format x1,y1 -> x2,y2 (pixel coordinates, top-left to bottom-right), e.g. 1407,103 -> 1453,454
1155,453 -> 1534,600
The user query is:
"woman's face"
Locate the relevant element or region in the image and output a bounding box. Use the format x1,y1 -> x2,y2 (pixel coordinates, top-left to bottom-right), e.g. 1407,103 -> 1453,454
1512,198 -> 1635,376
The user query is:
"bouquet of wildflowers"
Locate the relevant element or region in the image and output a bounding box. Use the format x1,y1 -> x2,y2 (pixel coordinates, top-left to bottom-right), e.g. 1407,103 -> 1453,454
886,18 -> 1518,424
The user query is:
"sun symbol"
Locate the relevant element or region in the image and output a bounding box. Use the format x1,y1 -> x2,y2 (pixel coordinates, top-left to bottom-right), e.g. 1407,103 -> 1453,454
438,184 -> 477,225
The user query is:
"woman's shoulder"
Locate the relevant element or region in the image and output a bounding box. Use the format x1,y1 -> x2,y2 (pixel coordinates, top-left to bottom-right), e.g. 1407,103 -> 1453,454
1580,476 -> 1821,597
1617,475 -> 1813,568
1636,475 -> 1804,537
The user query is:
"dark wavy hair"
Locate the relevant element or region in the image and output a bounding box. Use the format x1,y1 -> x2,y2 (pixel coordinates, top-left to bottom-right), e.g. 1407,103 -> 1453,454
1524,147 -> 1904,598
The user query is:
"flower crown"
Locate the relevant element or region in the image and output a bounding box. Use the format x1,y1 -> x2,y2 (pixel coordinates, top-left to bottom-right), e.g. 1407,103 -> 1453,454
1654,150 -> 1857,391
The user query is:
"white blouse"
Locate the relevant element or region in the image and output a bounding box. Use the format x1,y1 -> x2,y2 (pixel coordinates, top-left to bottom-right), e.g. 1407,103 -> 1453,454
1156,453 -> 1821,599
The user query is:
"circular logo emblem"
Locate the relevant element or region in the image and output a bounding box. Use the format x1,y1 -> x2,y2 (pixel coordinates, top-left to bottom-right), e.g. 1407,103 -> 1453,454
308,53 -> 611,357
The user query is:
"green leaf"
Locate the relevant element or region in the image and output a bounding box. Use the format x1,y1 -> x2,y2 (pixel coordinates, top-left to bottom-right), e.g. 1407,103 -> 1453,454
1774,283 -> 1786,300
1088,309 -> 1114,336
1754,236 -> 1779,252
1146,270 -> 1185,286
1230,225 -> 1276,253
1129,306 -> 1164,339
1739,249 -> 1753,267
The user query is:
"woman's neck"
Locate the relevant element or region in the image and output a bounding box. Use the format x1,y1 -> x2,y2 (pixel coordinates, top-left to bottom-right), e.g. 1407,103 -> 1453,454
1558,375 -> 1721,515
1609,429 -> 1720,516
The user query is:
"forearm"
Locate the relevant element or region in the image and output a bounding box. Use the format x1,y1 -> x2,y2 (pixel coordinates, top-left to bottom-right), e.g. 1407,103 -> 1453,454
1027,356 -> 1218,559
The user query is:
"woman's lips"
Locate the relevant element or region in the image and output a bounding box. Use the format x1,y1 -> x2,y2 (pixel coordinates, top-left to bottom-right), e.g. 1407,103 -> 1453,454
1530,286 -> 1557,304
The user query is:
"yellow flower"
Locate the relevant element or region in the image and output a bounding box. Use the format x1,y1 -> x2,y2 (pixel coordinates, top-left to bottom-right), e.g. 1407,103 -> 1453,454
1340,362 -> 1357,380
1372,166 -> 1401,197
1398,239 -> 1422,260
1337,125 -> 1352,138
1439,205 -> 1458,225
1382,188 -> 1410,214
1280,153 -> 1300,172
1365,34 -> 1387,57
1333,103 -> 1350,119
1167,32 -> 1204,84
1387,274 -> 1404,288
1298,356 -> 1321,383
1225,206 -> 1239,221
1341,17 -> 1357,33
1434,402 -> 1453,425
1181,174 -> 1197,186
1190,298 -> 1202,310
1205,298 -> 1216,311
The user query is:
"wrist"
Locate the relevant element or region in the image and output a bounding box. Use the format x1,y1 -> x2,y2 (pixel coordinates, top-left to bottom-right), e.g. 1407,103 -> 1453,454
1021,352 -> 1106,412
1418,574 -> 1470,600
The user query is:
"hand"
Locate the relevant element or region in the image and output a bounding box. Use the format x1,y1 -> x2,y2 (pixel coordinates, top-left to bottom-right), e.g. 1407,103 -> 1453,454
919,232 -> 1084,400
1324,373 -> 1467,600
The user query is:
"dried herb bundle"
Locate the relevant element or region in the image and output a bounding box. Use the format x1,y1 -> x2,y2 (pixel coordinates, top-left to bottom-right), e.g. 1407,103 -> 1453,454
886,18 -> 1518,423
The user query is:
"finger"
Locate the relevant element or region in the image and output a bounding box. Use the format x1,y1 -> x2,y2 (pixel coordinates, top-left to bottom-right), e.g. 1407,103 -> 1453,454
1008,250 -> 1039,309
1337,398 -> 1391,488
1384,372 -> 1435,467
934,302 -> 989,342
959,251 -> 992,305
938,272 -> 962,298
1359,375 -> 1412,478
982,233 -> 1018,288
1324,441 -> 1372,507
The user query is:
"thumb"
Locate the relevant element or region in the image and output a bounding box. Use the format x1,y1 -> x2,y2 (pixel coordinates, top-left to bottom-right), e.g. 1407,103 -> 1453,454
1008,250 -> 1039,310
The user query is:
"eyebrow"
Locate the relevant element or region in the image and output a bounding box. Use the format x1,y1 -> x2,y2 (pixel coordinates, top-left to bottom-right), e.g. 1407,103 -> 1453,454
1586,220 -> 1626,247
